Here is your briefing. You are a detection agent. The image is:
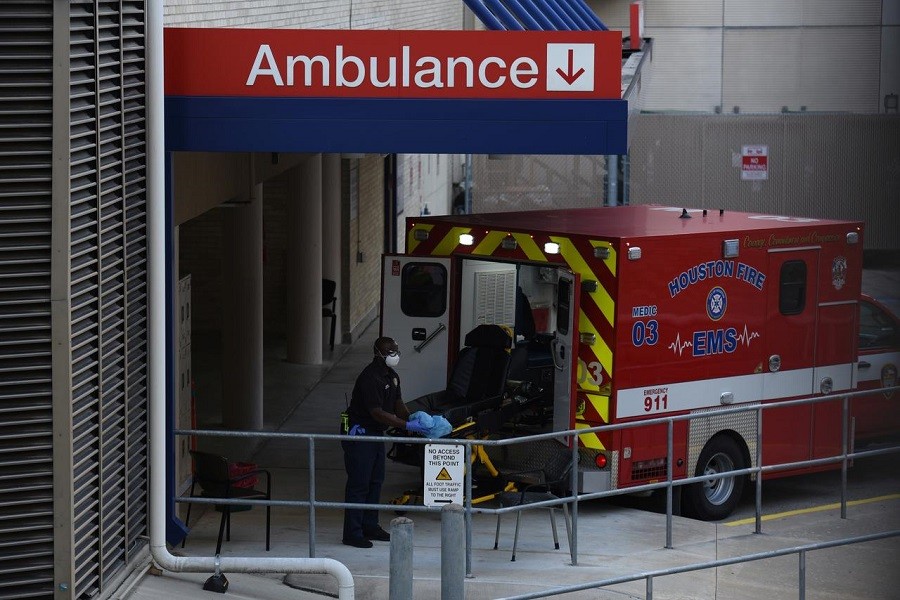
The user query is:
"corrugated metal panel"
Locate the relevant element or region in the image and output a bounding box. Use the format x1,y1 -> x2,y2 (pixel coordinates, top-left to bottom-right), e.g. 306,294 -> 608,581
644,0 -> 724,28
641,28 -> 723,112
67,1 -> 148,597
0,1 -> 56,598
628,113 -> 900,250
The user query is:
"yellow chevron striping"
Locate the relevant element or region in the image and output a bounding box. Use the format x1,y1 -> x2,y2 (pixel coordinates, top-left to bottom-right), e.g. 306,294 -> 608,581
513,232 -> 548,262
551,236 -> 615,327
575,424 -> 605,450
578,309 -> 613,378
473,230 -> 506,256
583,392 -> 609,423
589,240 -> 617,277
407,224 -> 434,254
433,226 -> 472,256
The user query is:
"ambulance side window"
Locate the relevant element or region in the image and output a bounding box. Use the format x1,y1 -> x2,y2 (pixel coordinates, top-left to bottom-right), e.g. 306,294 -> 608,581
858,301 -> 900,349
779,260 -> 807,315
401,263 -> 447,317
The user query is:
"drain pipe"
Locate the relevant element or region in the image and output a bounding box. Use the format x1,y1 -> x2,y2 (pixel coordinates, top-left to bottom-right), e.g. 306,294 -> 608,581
146,2 -> 354,598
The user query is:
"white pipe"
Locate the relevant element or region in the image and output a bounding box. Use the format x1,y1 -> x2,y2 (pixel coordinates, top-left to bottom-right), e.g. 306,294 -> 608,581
146,2 -> 354,598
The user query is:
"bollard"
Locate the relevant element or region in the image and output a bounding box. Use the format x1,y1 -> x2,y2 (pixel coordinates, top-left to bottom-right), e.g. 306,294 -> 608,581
441,503 -> 465,600
389,517 -> 414,600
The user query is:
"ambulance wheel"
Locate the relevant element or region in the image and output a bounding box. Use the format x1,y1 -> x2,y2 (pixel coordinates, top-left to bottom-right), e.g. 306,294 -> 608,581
684,435 -> 745,521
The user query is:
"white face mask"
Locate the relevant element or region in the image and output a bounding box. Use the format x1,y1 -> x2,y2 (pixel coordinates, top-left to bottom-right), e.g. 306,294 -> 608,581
385,354 -> 400,367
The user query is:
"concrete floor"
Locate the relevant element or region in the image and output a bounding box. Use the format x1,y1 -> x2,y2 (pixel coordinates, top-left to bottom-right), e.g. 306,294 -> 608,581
127,266 -> 900,599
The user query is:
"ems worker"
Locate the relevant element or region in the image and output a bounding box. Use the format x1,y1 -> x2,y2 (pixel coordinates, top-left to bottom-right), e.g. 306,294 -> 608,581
341,336 -> 429,548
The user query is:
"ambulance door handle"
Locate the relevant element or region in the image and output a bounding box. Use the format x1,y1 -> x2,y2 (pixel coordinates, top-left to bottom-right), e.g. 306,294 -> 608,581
414,322 -> 446,353
858,361 -> 871,370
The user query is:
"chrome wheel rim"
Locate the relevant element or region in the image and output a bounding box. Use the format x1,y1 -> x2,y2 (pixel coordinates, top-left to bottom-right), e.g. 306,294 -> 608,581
702,452 -> 735,506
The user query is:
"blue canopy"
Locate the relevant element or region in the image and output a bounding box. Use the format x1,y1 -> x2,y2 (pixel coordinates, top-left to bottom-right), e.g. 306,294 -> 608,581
463,0 -> 608,31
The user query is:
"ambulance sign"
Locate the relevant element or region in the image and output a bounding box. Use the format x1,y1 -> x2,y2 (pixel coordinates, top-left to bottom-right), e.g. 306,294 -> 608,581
424,444 -> 464,506
741,145 -> 768,180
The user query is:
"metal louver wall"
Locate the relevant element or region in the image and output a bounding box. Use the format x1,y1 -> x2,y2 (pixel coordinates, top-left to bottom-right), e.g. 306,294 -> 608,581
0,2 -> 55,598
65,1 -> 149,598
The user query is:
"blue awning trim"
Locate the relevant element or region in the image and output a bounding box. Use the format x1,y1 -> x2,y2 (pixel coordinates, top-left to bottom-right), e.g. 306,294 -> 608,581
484,0 -> 526,30
463,0 -> 608,31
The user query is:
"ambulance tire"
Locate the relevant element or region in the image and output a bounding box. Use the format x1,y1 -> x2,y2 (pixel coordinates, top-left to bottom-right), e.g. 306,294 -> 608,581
684,435 -> 745,521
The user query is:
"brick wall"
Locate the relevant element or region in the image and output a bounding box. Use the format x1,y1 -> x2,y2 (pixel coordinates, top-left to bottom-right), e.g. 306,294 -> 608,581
346,156 -> 385,334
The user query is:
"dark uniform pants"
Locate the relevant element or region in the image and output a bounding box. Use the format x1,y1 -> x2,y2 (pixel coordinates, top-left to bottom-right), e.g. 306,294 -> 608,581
341,438 -> 385,540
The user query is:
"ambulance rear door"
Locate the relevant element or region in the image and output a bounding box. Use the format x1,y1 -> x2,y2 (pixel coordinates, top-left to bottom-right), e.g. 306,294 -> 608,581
553,270 -> 580,436
381,255 -> 452,400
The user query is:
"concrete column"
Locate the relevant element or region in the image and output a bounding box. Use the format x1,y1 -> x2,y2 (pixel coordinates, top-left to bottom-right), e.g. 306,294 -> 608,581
286,154 -> 323,364
322,153 -> 342,350
221,182 -> 264,430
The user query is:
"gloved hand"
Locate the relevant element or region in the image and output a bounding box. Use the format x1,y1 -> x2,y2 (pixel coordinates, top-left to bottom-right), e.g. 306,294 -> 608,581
405,420 -> 430,436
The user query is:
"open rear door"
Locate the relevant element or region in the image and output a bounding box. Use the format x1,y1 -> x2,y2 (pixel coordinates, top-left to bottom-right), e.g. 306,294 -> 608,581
381,255 -> 452,400
553,270 -> 580,436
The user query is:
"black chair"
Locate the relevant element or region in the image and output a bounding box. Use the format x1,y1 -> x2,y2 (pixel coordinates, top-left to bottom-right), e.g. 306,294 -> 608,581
404,324 -> 512,427
182,450 -> 272,554
493,444 -> 573,562
323,278 -> 337,351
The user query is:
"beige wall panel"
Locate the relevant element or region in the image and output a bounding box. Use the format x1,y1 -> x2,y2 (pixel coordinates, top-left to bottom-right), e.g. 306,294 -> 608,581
723,29 -> 800,112
164,0 -> 463,29
801,0 -> 882,26
886,0 -> 900,25
641,28 -> 723,111
643,0 -> 724,27
724,0 -> 801,27
882,27 -> 900,111
799,28 -> 880,112
587,0 -> 633,29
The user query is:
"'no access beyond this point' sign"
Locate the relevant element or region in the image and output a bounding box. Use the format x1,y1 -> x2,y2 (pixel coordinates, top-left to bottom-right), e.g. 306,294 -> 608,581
424,444 -> 464,507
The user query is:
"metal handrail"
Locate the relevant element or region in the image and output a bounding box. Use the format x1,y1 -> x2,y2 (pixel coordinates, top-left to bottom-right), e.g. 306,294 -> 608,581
176,384 -> 900,575
494,529 -> 900,600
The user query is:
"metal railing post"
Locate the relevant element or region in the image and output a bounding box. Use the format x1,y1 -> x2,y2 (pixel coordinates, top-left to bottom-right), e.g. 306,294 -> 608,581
646,575 -> 653,600
464,443 -> 473,578
570,433 -> 579,565
665,419 -> 674,549
841,396 -> 849,519
441,503 -> 465,600
389,517 -> 414,600
798,549 -> 806,600
755,406 -> 763,534
309,438 -> 316,557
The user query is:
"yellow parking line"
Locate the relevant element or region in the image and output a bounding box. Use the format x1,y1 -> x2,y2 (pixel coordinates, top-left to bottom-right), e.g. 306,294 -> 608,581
725,493 -> 900,527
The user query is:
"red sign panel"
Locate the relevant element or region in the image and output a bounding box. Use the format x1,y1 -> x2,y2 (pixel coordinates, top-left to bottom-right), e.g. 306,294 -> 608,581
165,28 -> 622,100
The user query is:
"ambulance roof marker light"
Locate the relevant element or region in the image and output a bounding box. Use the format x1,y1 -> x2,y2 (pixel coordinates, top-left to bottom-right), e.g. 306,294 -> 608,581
459,233 -> 474,246
723,239 -> 739,259
627,247 -> 641,260
846,232 -> 859,244
544,241 -> 560,254
593,247 -> 610,260
501,234 -> 517,250
413,229 -> 429,242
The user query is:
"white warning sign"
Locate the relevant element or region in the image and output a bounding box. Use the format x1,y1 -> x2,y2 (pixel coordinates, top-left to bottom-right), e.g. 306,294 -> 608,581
423,444 -> 464,506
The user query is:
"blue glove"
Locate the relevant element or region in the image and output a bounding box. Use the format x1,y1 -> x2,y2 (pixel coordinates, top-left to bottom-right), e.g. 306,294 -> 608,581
405,420 -> 430,436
